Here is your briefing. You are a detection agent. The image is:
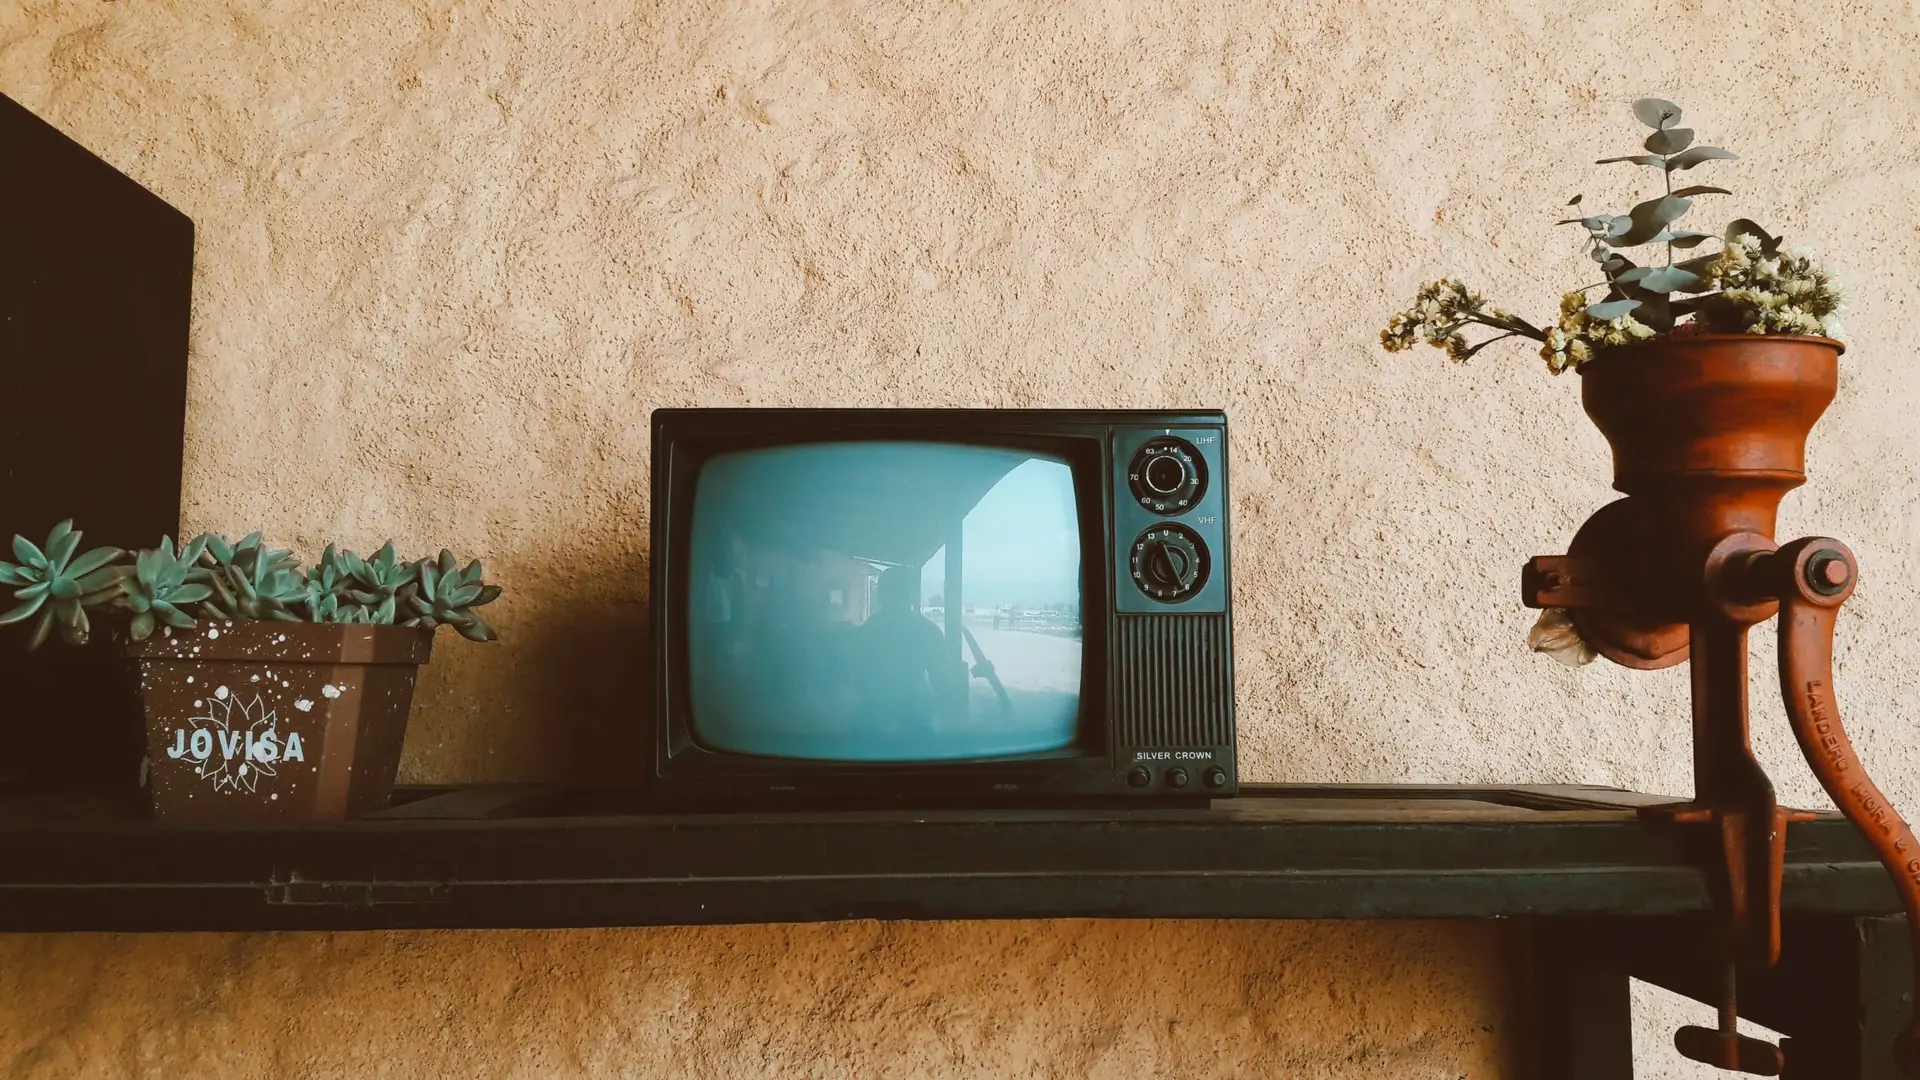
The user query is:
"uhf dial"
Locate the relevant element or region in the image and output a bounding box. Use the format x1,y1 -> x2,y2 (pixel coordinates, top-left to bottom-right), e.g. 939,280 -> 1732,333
1129,523 -> 1211,603
1128,437 -> 1207,515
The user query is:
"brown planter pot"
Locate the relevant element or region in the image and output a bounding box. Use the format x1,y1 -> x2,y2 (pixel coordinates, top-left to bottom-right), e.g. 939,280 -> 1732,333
1565,334 -> 1844,667
129,621 -> 434,821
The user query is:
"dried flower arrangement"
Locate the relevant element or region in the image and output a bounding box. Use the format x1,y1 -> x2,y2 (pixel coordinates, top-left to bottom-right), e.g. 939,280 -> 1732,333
0,521 -> 501,649
1380,98 -> 1844,373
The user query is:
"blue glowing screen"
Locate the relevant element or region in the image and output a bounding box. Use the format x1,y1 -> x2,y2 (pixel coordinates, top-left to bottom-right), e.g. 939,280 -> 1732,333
685,442 -> 1082,762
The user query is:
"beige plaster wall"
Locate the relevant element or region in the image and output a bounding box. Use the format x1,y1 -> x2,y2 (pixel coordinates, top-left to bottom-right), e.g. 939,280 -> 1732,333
3,1 -> 1919,1076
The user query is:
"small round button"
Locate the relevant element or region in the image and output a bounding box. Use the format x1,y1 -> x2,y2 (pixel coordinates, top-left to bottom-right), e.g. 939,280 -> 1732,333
1204,767 -> 1228,789
1166,767 -> 1190,789
1126,766 -> 1152,789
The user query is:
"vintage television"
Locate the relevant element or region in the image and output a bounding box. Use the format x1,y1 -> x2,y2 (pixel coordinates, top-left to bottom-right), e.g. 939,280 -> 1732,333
649,409 -> 1235,802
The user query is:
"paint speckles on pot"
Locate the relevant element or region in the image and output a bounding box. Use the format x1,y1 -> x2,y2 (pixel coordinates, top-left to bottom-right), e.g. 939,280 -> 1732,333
295,700 -> 313,712
207,628 -> 220,640
215,686 -> 230,700
321,685 -> 342,699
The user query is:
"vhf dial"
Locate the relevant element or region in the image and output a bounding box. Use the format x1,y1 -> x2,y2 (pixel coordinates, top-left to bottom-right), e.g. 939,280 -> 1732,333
1129,523 -> 1211,603
1127,437 -> 1207,516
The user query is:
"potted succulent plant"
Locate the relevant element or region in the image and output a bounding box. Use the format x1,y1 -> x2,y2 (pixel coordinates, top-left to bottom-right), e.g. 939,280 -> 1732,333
0,523 -> 500,820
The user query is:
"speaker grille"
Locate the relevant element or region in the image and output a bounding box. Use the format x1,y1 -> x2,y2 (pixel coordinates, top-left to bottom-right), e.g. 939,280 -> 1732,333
1112,614 -> 1234,747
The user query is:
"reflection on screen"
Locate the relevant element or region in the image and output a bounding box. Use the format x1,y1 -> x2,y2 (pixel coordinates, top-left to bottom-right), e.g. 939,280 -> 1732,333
686,442 -> 1082,762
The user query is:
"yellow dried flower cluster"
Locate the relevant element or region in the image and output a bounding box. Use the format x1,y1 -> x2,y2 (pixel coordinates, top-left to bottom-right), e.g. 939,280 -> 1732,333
1540,291 -> 1656,374
1380,278 -> 1533,365
1701,235 -> 1845,339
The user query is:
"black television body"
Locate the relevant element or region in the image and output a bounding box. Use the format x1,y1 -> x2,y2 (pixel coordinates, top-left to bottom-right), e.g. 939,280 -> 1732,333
649,409 -> 1235,804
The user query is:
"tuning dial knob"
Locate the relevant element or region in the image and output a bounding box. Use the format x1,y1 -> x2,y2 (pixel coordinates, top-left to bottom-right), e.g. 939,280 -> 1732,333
1129,523 -> 1211,603
1128,437 -> 1208,515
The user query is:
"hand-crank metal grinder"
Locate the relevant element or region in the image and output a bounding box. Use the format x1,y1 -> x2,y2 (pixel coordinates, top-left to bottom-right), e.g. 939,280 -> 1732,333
1522,335 -> 1920,1077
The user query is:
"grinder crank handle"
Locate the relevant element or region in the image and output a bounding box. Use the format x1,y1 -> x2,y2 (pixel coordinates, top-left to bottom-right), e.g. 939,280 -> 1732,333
1766,537 -> 1920,1078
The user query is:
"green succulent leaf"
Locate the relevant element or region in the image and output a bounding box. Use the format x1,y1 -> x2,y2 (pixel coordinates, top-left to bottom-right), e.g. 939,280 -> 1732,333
12,535 -> 47,571
1633,98 -> 1682,129
129,610 -> 156,641
25,609 -> 54,650
0,563 -> 28,586
0,595 -> 48,626
200,533 -> 236,566
169,583 -> 213,604
1666,146 -> 1737,171
57,600 -> 89,646
65,546 -> 122,580
45,528 -> 80,575
455,611 -> 497,643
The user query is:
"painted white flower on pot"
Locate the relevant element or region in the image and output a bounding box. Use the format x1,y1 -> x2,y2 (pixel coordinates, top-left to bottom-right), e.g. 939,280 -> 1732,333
183,690 -> 283,795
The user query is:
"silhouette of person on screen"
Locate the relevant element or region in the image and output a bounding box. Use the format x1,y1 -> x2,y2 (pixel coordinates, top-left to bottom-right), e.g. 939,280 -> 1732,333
852,565 -> 956,733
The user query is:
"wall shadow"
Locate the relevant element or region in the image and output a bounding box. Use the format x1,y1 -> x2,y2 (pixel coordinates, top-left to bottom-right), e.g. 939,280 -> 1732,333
518,584 -> 653,786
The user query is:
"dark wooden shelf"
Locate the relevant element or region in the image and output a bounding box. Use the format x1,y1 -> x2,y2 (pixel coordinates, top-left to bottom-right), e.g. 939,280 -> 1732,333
6,781 -> 1910,1076
0,782 -> 1898,933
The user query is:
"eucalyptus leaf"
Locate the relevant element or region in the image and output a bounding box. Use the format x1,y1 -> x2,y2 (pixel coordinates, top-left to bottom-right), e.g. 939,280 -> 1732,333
1649,230 -> 1713,247
1596,154 -> 1667,167
1676,252 -> 1721,275
1587,299 -> 1642,319
1633,98 -> 1682,129
1670,185 -> 1731,199
1725,218 -> 1783,254
1638,266 -> 1707,294
1631,292 -> 1675,332
1666,146 -> 1737,171
1612,195 -> 1694,246
1644,128 -> 1694,155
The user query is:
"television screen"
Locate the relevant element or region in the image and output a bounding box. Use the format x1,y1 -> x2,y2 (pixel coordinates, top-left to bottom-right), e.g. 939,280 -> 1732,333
685,442 -> 1083,762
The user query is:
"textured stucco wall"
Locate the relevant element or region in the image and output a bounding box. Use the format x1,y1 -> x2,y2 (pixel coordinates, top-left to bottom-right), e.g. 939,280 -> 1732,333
4,1 -> 1920,1076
